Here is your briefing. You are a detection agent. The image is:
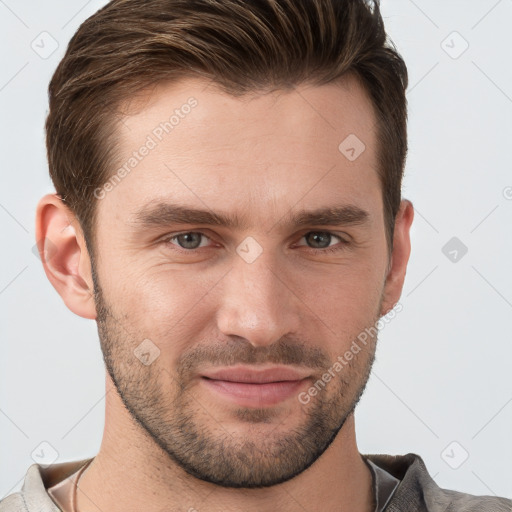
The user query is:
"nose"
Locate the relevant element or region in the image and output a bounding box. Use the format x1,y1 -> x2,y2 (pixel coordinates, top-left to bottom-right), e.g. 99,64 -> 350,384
215,251 -> 302,348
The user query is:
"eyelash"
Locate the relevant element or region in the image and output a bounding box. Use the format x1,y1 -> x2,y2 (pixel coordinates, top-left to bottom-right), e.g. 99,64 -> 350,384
161,231 -> 349,254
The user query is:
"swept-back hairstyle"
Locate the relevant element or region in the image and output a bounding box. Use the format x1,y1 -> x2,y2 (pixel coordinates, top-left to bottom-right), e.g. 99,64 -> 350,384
46,0 -> 408,256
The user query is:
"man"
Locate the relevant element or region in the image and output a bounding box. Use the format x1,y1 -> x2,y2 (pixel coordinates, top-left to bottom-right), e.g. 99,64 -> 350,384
1,0 -> 510,511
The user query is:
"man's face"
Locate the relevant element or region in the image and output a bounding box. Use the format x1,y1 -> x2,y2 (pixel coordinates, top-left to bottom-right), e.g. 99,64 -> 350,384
91,75 -> 390,487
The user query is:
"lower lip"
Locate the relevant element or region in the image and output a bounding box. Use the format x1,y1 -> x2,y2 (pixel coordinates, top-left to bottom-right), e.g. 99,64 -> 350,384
200,377 -> 308,407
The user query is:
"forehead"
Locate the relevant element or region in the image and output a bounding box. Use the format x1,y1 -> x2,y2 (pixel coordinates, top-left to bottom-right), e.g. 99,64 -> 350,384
98,75 -> 381,227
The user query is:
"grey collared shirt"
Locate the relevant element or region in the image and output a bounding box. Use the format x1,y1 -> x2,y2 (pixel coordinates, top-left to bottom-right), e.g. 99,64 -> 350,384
1,453 -> 511,511
366,458 -> 401,511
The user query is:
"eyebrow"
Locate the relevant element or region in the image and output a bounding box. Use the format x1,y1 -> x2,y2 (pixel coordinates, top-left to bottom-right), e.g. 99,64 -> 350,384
131,202 -> 370,231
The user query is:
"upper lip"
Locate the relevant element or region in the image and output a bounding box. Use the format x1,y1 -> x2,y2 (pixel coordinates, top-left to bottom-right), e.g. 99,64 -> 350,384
201,365 -> 311,384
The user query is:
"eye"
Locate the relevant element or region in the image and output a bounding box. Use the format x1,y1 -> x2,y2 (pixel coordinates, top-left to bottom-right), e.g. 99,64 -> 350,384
296,231 -> 348,252
160,230 -> 349,254
165,232 -> 212,250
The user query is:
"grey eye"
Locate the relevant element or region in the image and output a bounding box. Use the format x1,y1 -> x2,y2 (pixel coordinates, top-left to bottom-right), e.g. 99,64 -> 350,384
304,232 -> 333,249
174,232 -> 204,249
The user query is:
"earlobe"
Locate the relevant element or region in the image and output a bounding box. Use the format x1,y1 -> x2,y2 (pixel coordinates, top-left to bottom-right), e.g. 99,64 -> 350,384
380,199 -> 414,317
35,193 -> 97,320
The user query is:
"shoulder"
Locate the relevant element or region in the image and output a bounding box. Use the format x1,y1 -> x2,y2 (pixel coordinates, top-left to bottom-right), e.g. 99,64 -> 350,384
0,459 -> 89,512
0,489 -> 59,512
436,487 -> 512,512
0,493 -> 28,512
364,452 -> 512,512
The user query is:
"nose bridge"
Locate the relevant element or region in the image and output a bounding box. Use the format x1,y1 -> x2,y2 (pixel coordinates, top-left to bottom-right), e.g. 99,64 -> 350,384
216,248 -> 300,347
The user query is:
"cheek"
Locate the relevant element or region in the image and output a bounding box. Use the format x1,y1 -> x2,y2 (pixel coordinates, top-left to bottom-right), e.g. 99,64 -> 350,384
111,265 -> 221,351
294,261 -> 384,349
101,244 -> 386,364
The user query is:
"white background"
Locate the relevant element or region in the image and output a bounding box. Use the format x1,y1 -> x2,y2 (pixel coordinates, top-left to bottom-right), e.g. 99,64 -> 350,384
1,0 -> 511,501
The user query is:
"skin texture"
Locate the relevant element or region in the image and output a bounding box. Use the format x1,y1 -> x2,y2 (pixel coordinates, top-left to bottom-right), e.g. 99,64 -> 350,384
36,74 -> 414,512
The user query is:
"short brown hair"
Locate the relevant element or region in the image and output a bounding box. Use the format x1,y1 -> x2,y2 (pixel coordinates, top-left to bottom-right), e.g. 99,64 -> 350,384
46,0 -> 408,257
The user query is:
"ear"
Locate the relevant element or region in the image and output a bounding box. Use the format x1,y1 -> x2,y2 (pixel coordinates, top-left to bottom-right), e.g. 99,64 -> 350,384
380,199 -> 414,316
35,193 -> 97,320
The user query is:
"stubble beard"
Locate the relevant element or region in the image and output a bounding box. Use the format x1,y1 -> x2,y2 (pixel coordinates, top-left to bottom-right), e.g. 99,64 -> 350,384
91,263 -> 379,488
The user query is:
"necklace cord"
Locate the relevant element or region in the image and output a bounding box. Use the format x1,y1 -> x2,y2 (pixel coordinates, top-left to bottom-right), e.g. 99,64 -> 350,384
72,460 -> 93,512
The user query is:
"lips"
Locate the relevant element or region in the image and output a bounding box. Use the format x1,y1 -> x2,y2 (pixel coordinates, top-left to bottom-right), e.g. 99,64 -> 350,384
201,366 -> 310,383
199,365 -> 311,407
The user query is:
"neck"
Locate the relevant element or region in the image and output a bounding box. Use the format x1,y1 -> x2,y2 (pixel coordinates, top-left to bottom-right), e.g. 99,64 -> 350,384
77,374 -> 373,512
